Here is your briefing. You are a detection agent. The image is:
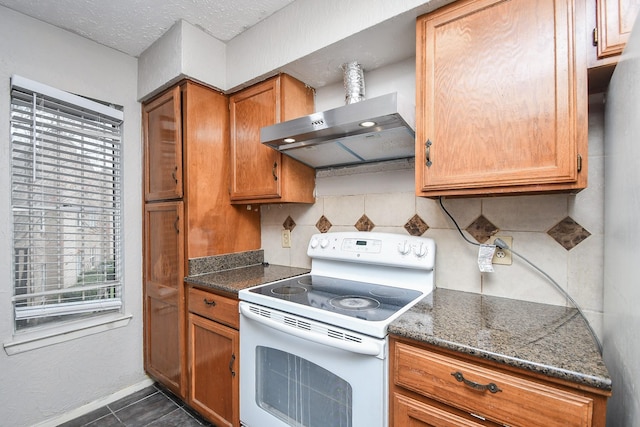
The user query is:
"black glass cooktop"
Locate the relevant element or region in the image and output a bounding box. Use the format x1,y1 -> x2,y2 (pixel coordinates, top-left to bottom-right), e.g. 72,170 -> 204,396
248,274 -> 422,322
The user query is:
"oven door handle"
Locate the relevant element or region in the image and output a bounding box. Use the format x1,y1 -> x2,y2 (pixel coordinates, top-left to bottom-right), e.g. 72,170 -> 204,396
240,304 -> 383,357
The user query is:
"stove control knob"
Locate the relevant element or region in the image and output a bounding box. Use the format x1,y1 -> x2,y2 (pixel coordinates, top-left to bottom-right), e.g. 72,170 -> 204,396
309,237 -> 319,249
320,238 -> 330,248
414,242 -> 428,258
398,241 -> 410,255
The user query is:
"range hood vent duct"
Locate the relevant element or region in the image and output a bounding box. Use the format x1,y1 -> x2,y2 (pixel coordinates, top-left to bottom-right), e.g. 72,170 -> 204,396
261,63 -> 415,169
342,61 -> 366,104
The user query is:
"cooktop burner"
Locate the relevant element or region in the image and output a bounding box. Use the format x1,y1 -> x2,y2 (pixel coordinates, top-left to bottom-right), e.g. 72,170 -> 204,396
330,296 -> 380,310
271,285 -> 307,295
248,274 -> 422,322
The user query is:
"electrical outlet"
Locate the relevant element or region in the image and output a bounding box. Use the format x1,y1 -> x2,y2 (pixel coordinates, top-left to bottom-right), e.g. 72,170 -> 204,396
281,229 -> 291,248
487,236 -> 512,265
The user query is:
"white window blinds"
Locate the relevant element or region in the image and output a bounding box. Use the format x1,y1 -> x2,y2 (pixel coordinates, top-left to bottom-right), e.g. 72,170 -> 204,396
10,75 -> 124,330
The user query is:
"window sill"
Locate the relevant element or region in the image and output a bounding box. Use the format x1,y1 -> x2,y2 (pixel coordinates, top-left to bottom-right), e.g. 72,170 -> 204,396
3,313 -> 133,355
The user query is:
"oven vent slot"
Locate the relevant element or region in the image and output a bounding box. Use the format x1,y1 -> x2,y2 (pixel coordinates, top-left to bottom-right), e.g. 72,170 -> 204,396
249,305 -> 272,318
284,316 -> 311,331
327,329 -> 363,344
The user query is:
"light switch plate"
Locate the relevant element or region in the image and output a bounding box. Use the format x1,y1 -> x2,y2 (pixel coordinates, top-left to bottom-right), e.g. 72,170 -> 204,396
281,229 -> 291,248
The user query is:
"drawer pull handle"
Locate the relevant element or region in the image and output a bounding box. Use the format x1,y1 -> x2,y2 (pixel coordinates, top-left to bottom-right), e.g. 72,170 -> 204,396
451,371 -> 502,394
203,298 -> 216,307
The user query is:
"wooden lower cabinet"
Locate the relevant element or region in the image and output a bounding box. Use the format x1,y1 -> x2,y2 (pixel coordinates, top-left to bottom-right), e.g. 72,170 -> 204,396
390,337 -> 610,427
187,286 -> 240,427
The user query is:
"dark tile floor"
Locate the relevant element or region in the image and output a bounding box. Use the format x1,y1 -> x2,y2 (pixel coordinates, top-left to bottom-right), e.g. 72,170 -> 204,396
59,383 -> 215,427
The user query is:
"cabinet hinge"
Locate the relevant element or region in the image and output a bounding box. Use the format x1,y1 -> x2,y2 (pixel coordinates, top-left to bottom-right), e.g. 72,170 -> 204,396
577,154 -> 583,172
592,27 -> 598,46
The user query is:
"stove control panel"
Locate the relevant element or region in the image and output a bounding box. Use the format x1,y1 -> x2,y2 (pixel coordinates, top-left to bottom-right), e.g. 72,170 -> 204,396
308,231 -> 435,270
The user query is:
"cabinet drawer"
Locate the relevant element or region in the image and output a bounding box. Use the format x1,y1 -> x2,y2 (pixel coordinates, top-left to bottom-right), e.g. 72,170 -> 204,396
393,392 -> 494,426
188,287 -> 239,329
393,342 -> 593,427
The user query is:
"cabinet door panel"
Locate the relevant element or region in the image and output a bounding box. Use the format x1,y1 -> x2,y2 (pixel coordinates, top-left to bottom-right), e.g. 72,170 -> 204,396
145,283 -> 181,393
144,202 -> 184,289
416,0 -> 586,196
597,0 -> 640,58
144,202 -> 185,397
143,87 -> 183,201
189,313 -> 239,427
230,79 -> 282,200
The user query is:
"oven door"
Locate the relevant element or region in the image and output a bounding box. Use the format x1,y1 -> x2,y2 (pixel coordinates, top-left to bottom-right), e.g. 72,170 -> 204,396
239,302 -> 388,427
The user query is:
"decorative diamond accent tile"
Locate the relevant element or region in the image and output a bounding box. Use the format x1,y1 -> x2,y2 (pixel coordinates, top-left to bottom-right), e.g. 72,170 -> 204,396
465,215 -> 499,243
355,214 -> 375,232
282,216 -> 296,231
315,215 -> 332,233
404,214 -> 429,236
547,217 -> 591,250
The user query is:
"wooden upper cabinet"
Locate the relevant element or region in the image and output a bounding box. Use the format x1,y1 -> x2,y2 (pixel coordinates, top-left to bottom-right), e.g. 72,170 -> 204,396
596,0 -> 640,59
143,86 -> 183,201
416,0 -> 588,197
229,74 -> 316,204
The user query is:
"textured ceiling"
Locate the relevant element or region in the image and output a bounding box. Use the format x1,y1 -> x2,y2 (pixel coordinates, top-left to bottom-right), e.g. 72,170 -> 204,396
0,0 -> 296,57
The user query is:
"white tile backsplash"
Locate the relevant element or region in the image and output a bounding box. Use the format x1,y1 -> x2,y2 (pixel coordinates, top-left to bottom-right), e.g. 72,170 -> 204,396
365,192 -> 415,227
323,195 -> 366,226
482,194 -> 568,232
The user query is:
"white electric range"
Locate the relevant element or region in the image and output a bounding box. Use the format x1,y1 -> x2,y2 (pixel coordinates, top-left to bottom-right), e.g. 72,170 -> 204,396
239,231 -> 436,427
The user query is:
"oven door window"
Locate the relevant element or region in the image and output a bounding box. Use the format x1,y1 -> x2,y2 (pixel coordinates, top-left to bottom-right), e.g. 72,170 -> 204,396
256,346 -> 352,427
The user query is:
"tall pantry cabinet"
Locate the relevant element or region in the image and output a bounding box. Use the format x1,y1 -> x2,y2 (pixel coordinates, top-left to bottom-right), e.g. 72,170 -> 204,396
142,80 -> 261,399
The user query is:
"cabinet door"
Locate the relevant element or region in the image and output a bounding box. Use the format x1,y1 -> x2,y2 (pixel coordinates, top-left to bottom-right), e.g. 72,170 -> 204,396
596,0 -> 640,58
144,202 -> 185,397
143,86 -> 183,201
188,313 -> 239,427
393,393 -> 489,427
229,78 -> 282,201
416,0 -> 587,197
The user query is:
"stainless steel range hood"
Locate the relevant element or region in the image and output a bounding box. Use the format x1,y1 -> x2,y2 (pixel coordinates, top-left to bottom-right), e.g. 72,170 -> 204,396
260,92 -> 415,169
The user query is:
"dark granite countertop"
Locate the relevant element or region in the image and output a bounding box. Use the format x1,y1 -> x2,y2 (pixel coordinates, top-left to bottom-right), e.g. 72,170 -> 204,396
185,263 -> 310,294
388,288 -> 611,392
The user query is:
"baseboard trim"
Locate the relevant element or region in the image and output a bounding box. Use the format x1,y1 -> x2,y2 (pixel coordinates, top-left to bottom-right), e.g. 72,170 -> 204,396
32,377 -> 156,427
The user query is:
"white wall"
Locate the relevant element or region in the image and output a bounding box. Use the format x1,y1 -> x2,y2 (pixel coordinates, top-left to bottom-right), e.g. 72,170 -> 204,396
261,58 -> 607,338
603,14 -> 640,426
137,20 -> 227,101
0,7 -> 147,427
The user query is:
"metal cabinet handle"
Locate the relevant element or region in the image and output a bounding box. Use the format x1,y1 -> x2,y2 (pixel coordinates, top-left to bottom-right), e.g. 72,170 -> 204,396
174,216 -> 180,234
229,353 -> 236,377
171,166 -> 178,184
451,371 -> 502,394
425,139 -> 432,167
203,298 -> 216,307
272,162 -> 278,181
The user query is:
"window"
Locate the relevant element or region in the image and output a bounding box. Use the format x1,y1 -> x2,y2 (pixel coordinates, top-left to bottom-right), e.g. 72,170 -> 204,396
10,75 -> 124,331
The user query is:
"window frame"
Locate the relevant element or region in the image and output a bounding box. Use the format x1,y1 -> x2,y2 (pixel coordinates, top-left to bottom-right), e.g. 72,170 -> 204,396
8,75 -> 126,336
